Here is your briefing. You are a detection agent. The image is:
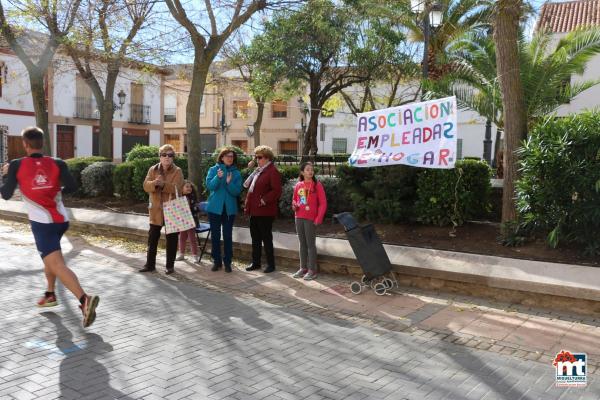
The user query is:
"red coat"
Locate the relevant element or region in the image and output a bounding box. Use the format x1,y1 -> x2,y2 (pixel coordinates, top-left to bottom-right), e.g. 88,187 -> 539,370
244,163 -> 282,217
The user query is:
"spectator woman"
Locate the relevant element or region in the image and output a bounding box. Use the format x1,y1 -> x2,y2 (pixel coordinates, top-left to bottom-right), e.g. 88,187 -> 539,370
139,144 -> 184,275
206,147 -> 242,273
291,162 -> 327,280
243,145 -> 282,273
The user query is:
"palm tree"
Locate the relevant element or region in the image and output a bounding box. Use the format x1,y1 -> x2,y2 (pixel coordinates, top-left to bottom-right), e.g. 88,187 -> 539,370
430,27 -> 600,128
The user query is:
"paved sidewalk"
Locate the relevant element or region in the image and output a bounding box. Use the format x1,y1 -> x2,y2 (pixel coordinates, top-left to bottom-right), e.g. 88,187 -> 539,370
0,219 -> 599,400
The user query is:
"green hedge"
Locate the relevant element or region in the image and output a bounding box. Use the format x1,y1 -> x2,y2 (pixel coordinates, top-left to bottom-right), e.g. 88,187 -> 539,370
278,176 -> 347,219
517,112 -> 600,255
131,158 -> 159,201
64,156 -> 111,196
113,162 -> 135,199
125,144 -> 160,162
337,164 -> 419,223
81,162 -> 114,197
414,159 -> 492,226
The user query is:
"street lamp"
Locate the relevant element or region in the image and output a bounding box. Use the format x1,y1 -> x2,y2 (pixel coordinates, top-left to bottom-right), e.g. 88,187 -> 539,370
116,89 -> 126,117
298,97 -> 309,155
411,0 -> 443,82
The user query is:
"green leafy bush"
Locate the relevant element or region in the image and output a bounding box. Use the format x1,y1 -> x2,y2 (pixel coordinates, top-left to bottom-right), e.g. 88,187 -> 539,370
125,145 -> 160,162
337,164 -> 420,223
81,162 -> 114,197
517,112 -> 600,255
113,162 -> 135,199
277,165 -> 300,183
211,145 -> 252,169
131,158 -> 159,201
278,176 -> 347,218
64,156 -> 110,196
414,159 -> 492,226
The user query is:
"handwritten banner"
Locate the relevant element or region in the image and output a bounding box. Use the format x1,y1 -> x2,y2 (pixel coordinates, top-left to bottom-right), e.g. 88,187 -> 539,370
349,96 -> 457,169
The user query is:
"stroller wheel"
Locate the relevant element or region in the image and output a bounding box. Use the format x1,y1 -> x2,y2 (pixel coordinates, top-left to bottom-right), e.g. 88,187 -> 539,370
361,275 -> 369,285
374,283 -> 387,296
350,282 -> 362,295
383,278 -> 394,290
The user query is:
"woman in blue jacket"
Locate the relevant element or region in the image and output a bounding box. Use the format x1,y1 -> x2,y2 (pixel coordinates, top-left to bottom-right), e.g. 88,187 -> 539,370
205,147 -> 242,272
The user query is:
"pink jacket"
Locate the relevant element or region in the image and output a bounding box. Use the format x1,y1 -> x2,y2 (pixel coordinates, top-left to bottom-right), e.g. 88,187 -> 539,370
292,180 -> 327,224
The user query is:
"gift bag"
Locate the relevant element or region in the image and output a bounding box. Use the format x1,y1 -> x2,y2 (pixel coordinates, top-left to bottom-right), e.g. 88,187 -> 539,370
163,188 -> 196,234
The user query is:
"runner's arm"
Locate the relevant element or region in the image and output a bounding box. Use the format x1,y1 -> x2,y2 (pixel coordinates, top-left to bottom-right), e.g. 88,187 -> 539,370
0,160 -> 21,200
56,159 -> 78,195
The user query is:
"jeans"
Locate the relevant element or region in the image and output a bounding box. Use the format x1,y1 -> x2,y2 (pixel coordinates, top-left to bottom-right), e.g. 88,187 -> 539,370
146,224 -> 179,270
209,212 -> 236,267
249,216 -> 275,268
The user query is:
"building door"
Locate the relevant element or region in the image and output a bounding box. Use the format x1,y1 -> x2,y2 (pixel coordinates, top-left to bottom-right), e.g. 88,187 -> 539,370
122,128 -> 149,160
57,125 -> 75,160
231,140 -> 248,153
7,135 -> 26,160
0,125 -> 7,164
164,134 -> 181,152
279,140 -> 298,155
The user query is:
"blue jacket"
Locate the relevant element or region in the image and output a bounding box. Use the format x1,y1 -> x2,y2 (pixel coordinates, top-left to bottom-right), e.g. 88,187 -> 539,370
205,163 -> 242,216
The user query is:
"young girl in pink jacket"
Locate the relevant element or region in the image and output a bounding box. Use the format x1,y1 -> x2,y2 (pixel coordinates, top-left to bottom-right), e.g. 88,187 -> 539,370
291,162 -> 327,280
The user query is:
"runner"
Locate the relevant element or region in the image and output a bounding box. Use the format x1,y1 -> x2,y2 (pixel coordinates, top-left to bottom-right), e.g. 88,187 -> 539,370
1,127 -> 99,328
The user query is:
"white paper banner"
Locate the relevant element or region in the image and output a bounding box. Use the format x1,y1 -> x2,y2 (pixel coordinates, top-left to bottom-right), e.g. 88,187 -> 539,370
349,96 -> 458,169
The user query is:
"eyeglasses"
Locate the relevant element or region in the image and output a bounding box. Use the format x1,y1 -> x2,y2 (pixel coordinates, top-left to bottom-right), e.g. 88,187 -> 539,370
255,155 -> 264,160
160,153 -> 175,158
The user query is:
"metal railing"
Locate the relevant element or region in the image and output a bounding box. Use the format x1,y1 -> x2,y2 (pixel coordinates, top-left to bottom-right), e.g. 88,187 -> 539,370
74,97 -> 99,119
129,103 -> 151,124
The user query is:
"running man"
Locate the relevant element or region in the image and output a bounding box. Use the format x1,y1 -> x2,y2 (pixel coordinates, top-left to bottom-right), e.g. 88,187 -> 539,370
1,127 -> 99,328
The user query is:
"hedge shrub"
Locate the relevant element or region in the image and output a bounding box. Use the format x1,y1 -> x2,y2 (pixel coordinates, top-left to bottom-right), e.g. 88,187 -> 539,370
516,112 -> 600,255
113,162 -> 135,199
64,156 -> 110,196
131,158 -> 159,201
337,164 -> 419,223
278,176 -> 347,219
125,144 -> 160,162
414,159 -> 492,226
81,162 -> 114,197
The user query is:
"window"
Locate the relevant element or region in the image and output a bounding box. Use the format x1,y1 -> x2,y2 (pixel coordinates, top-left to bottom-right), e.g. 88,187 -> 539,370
164,94 -> 177,122
319,123 -> 326,142
0,61 -> 5,98
233,100 -> 249,119
457,138 -> 463,160
332,138 -> 347,154
279,140 -> 298,155
164,93 -> 177,122
271,100 -> 287,118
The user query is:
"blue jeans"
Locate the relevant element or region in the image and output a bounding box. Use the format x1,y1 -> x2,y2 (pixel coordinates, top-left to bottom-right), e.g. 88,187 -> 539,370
208,212 -> 236,267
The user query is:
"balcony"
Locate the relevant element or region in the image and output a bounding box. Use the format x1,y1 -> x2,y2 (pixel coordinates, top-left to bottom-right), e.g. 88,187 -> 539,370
129,103 -> 151,124
74,97 -> 99,120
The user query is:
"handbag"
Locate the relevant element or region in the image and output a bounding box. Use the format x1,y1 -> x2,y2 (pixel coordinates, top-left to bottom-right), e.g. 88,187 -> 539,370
163,186 -> 197,234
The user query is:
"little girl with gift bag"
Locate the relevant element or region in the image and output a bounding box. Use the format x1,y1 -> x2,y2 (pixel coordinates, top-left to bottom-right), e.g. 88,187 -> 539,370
176,180 -> 200,263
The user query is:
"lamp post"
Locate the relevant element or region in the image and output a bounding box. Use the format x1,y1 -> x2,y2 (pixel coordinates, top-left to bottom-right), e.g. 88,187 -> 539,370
220,97 -> 231,146
117,89 -> 126,118
298,97 -> 309,156
411,0 -> 443,82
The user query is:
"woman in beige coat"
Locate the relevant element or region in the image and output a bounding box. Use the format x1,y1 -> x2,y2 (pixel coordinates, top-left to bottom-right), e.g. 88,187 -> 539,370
139,144 -> 184,274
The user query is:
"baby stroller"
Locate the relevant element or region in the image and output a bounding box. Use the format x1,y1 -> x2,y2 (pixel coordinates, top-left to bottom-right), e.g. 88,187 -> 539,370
333,212 -> 398,296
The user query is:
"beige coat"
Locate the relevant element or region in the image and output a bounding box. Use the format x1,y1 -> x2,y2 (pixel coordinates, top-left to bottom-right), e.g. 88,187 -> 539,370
143,163 -> 184,226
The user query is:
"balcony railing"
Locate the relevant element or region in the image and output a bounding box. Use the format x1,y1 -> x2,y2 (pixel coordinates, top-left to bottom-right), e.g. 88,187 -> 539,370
74,97 -> 99,120
129,103 -> 151,124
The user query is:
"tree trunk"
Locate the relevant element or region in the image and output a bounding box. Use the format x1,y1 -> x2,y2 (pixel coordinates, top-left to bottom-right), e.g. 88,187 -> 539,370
97,71 -> 118,160
28,70 -> 51,154
303,84 -> 320,157
253,99 -> 265,148
187,53 -> 212,186
494,0 -> 527,224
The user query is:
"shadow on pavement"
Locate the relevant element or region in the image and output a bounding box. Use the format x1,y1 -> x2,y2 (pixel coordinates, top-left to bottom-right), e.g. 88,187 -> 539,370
42,312 -> 135,400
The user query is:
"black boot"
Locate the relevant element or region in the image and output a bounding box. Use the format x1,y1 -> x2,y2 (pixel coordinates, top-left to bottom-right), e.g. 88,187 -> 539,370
263,266 -> 276,273
139,265 -> 156,273
245,263 -> 261,271
211,262 -> 222,272
224,264 -> 232,273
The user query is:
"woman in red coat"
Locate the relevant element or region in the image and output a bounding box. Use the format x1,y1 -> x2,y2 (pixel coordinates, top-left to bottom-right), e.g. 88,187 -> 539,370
243,145 -> 282,273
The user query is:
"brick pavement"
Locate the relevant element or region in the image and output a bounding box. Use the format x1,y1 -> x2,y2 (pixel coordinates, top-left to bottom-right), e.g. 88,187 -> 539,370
0,220 -> 599,400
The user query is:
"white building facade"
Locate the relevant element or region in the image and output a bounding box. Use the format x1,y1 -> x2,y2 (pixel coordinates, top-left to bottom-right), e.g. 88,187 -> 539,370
1,48 -> 167,162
